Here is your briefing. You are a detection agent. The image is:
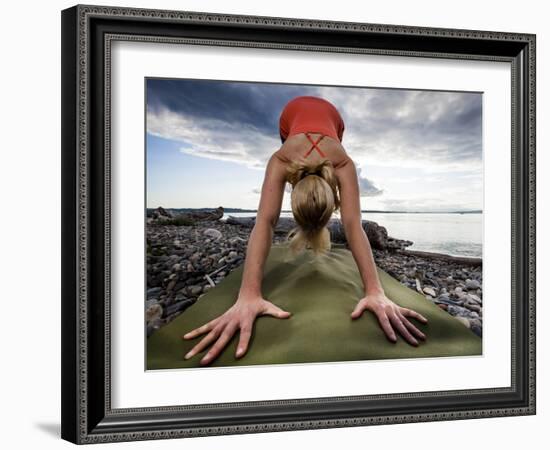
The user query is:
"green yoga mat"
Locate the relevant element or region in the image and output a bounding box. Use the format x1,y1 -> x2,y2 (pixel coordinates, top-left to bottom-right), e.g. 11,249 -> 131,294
147,242 -> 481,369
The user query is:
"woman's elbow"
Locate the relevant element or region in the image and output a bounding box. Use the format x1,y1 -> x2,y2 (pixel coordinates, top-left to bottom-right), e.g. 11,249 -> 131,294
342,216 -> 363,233
255,215 -> 278,230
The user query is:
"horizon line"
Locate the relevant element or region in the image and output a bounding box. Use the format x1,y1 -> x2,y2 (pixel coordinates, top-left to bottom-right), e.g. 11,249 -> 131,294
147,206 -> 483,214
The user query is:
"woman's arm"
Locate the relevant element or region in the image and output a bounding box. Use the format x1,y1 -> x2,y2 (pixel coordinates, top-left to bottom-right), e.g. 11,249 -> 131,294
335,159 -> 428,346
182,154 -> 291,364
335,159 -> 384,296
238,154 -> 288,297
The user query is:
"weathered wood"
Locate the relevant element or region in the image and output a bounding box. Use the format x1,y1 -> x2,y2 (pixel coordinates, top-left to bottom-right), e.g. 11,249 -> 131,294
178,206 -> 224,221
151,206 -> 225,222
396,248 -> 482,266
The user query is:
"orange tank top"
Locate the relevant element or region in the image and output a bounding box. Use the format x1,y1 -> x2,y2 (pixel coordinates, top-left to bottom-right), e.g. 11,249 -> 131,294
279,96 -> 345,158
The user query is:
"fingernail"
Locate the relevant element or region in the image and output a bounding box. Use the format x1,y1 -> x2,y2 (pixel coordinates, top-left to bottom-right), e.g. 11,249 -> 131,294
236,348 -> 244,357
184,352 -> 193,360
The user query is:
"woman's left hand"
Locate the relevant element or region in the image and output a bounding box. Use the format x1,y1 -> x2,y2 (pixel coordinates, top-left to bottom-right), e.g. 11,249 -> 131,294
351,292 -> 428,346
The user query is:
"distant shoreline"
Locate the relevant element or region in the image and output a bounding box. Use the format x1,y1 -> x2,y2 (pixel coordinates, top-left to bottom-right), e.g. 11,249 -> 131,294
147,207 -> 483,215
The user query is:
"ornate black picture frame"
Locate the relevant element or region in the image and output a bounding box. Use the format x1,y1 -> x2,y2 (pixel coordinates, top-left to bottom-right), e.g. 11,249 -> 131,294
61,4 -> 536,444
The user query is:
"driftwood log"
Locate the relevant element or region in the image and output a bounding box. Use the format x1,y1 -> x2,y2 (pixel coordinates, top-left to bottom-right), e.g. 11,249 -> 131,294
395,249 -> 482,266
151,206 -> 225,222
179,206 -> 224,221
225,215 -> 411,251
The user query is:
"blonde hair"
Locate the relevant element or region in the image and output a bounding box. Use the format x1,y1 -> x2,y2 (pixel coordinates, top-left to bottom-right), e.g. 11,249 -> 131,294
285,158 -> 341,257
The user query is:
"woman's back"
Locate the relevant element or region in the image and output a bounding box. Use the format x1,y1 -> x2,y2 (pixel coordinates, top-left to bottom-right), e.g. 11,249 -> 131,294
273,132 -> 351,169
276,95 -> 350,169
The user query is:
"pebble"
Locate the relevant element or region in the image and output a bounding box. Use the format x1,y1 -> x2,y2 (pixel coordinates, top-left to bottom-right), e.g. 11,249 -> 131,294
147,287 -> 161,298
454,316 -> 471,328
465,278 -> 481,290
163,299 -> 195,317
469,293 -> 482,304
469,318 -> 483,337
423,286 -> 436,297
203,228 -> 222,240
464,303 -> 482,313
166,279 -> 176,292
145,304 -> 163,323
190,285 -> 203,295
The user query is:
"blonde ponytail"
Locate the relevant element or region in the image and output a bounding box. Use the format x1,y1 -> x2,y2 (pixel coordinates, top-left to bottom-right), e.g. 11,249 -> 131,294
285,158 -> 340,257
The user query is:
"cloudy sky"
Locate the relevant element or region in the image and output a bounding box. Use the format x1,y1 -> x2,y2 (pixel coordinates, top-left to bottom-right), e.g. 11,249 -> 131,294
146,78 -> 482,212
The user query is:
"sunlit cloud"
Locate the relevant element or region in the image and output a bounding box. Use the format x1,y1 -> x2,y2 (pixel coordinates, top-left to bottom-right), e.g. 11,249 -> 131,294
356,166 -> 384,197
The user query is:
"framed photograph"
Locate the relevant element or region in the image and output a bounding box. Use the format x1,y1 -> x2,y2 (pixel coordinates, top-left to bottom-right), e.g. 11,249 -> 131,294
61,4 -> 536,444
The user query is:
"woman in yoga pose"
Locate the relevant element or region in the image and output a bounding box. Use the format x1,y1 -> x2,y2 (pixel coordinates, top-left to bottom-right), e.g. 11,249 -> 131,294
182,95 -> 428,365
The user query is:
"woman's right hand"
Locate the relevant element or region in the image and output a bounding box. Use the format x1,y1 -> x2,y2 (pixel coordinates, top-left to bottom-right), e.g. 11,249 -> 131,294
181,294 -> 291,366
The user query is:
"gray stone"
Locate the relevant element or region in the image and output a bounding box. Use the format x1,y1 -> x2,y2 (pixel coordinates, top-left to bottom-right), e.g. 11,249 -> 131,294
423,286 -> 436,297
203,228 -> 223,240
447,304 -> 478,318
464,303 -> 482,313
190,285 -> 203,295
146,304 -> 163,323
455,316 -> 471,328
469,293 -> 482,304
166,279 -> 177,292
147,287 -> 162,298
145,298 -> 159,309
163,299 -> 195,317
465,279 -> 481,290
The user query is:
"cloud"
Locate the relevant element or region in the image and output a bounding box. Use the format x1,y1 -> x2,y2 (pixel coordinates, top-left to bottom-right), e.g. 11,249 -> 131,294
316,86 -> 482,171
147,78 -> 316,138
147,106 -> 280,169
356,166 -> 383,197
381,196 -> 481,212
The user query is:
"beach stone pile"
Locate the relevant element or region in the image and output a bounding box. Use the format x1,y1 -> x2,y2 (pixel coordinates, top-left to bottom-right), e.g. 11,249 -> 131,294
372,248 -> 483,337
146,219 -> 289,337
146,212 -> 482,339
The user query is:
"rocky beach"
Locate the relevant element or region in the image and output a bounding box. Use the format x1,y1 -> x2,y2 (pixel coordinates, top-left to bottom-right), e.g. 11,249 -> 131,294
146,207 -> 483,339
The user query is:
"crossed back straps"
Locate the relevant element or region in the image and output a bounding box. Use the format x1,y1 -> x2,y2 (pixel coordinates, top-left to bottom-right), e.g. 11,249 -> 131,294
303,132 -> 327,158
